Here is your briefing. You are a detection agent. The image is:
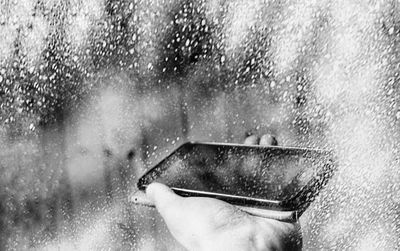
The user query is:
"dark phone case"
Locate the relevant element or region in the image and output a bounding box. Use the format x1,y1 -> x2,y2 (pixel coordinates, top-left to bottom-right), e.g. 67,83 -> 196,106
137,142 -> 335,216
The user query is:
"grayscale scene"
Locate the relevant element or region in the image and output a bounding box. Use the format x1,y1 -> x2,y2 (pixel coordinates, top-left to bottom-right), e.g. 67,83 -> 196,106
1,0 -> 400,250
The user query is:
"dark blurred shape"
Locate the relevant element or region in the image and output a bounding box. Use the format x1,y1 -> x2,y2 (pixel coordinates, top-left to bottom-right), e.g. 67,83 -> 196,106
127,149 -> 135,160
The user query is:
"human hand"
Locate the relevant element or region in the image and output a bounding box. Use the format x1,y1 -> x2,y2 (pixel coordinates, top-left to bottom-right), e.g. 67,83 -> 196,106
146,134 -> 302,251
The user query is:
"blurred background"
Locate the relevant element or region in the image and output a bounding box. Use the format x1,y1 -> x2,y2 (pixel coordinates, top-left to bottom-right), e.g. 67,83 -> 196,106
2,0 -> 400,250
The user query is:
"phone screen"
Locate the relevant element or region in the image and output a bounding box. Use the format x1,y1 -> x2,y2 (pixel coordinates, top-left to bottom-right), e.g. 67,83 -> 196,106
138,142 -> 333,208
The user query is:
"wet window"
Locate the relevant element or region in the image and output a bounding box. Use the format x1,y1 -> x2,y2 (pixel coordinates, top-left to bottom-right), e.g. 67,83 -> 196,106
1,0 -> 400,250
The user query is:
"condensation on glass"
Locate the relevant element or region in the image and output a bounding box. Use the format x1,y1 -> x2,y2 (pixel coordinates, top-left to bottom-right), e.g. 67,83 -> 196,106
1,0 -> 400,250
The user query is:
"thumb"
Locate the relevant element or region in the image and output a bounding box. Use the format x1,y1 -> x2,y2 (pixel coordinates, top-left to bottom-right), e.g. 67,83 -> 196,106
146,183 -> 184,223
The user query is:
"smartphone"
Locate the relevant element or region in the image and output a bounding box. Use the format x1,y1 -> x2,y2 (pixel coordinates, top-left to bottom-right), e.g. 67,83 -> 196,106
133,142 -> 335,221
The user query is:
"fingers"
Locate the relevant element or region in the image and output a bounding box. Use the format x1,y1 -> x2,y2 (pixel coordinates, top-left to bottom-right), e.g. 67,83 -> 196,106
243,134 -> 260,145
259,134 -> 278,146
244,133 -> 278,146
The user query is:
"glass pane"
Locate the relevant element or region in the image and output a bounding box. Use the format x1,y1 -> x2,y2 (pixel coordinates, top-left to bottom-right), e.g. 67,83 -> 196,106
0,0 -> 399,250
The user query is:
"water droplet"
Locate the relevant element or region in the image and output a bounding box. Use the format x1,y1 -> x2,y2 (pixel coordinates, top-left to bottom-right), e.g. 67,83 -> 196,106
396,111 -> 400,120
297,85 -> 303,91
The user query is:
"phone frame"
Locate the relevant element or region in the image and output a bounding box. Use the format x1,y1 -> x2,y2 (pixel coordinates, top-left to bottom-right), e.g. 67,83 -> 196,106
137,141 -> 335,216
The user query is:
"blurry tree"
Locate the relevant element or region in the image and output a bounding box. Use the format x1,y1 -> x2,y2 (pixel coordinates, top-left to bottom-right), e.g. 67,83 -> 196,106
0,0 -> 89,243
155,0 -> 216,139
90,0 -> 139,72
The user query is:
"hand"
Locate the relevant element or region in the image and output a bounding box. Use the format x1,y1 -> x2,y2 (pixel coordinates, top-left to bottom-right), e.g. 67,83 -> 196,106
146,134 -> 302,251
